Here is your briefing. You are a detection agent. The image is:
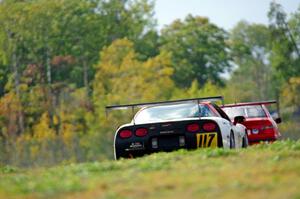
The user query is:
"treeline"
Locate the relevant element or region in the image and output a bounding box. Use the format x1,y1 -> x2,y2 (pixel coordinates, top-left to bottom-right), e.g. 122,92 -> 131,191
0,0 -> 299,166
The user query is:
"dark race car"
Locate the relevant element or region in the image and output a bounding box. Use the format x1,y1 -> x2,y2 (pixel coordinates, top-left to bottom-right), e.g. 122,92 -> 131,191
221,100 -> 282,145
106,96 -> 248,160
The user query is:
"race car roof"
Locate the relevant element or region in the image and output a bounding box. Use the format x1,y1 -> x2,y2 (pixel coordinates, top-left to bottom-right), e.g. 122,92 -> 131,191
221,100 -> 277,108
106,96 -> 224,111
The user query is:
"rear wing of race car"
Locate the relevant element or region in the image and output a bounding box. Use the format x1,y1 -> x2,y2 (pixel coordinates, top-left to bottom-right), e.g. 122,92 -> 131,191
106,96 -> 224,117
221,100 -> 281,118
221,100 -> 277,108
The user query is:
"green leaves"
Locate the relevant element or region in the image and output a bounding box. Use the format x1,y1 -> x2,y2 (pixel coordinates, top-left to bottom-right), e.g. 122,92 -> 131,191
160,15 -> 231,88
228,21 -> 273,101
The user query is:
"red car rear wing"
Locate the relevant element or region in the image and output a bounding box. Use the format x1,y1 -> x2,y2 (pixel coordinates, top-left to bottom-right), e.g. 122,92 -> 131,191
221,100 -> 277,108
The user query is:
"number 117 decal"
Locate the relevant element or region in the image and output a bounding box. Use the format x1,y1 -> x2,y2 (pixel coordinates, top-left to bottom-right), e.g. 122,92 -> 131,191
196,133 -> 218,148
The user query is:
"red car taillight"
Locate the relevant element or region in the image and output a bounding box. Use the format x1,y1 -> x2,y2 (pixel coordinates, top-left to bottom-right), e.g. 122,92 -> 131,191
262,125 -> 273,130
203,123 -> 216,131
262,125 -> 274,134
186,123 -> 200,132
119,130 -> 133,139
135,128 -> 148,137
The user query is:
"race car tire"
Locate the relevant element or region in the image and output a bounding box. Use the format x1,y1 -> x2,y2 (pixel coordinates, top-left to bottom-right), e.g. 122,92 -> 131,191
230,131 -> 235,149
242,135 -> 249,148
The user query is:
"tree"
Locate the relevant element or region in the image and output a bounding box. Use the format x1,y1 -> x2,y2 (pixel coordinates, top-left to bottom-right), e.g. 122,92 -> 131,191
160,15 -> 231,88
281,77 -> 300,110
89,38 -> 175,159
0,1 -> 29,135
93,38 -> 174,108
229,21 -> 273,101
96,0 -> 156,44
268,2 -> 300,112
268,2 -> 300,83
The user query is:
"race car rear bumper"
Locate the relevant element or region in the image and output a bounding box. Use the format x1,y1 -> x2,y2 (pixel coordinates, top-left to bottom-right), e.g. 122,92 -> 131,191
114,119 -> 223,159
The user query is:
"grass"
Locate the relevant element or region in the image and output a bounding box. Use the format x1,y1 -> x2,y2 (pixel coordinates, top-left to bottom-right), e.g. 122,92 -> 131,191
1,140 -> 300,199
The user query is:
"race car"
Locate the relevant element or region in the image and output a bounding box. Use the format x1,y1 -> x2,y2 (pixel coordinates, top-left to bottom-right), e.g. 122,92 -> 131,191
106,96 -> 249,160
221,100 -> 281,145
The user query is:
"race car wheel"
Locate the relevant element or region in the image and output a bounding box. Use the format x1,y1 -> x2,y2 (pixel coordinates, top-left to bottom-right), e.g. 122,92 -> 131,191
242,135 -> 249,148
230,132 -> 235,149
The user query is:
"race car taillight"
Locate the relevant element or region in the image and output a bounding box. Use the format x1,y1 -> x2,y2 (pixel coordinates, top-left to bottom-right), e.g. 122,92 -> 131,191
119,130 -> 133,139
135,128 -> 148,137
187,123 -> 200,132
203,123 -> 216,131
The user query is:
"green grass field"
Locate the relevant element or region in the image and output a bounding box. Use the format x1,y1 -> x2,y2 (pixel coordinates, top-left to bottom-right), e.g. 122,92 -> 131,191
1,140 -> 300,199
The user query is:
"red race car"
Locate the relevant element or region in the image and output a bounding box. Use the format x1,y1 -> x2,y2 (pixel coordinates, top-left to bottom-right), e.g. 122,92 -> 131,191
221,101 -> 281,145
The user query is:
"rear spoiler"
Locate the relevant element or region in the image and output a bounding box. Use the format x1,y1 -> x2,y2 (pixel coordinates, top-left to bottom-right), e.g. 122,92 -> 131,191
105,96 -> 224,122
106,96 -> 224,112
221,100 -> 277,108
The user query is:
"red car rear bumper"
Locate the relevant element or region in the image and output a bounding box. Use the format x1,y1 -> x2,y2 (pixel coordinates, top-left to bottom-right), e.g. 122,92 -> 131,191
249,138 -> 277,145
248,132 -> 280,145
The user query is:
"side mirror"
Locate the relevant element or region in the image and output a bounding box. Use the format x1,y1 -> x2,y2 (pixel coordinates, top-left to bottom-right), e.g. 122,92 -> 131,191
234,116 -> 245,125
275,117 -> 282,124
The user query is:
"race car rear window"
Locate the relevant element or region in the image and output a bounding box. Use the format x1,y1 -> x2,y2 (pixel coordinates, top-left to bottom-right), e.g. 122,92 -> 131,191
223,105 -> 266,119
134,103 -> 215,124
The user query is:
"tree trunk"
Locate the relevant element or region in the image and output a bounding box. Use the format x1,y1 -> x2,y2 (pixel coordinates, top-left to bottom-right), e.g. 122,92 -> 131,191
12,49 -> 24,135
276,92 -> 281,117
46,47 -> 54,128
46,47 -> 52,85
83,59 -> 89,96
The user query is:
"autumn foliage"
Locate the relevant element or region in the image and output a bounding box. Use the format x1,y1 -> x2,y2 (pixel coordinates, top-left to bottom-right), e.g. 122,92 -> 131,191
0,0 -> 299,167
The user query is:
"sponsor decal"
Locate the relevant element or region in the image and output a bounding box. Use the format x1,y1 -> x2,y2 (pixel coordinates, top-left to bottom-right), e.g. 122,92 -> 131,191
161,123 -> 172,128
160,130 -> 175,135
125,142 -> 145,151
149,126 -> 156,130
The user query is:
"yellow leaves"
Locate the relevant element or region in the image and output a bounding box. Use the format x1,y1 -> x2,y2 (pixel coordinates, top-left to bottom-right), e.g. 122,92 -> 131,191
30,145 -> 39,160
16,109 -> 82,163
289,77 -> 300,84
97,38 -> 135,73
57,108 -> 82,146
185,80 -> 222,99
187,80 -> 200,97
93,38 -> 175,107
53,115 -> 59,126
4,75 -> 14,92
197,81 -> 222,98
19,83 -> 28,93
61,123 -> 75,146
32,112 -> 55,140
171,80 -> 225,105
0,92 -> 22,136
281,76 -> 300,108
0,92 -> 16,115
